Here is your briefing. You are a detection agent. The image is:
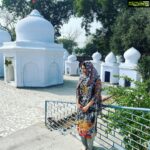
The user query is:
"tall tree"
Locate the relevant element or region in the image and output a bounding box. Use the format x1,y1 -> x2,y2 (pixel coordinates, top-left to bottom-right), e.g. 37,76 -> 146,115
0,7 -> 18,40
58,38 -> 77,54
110,8 -> 150,55
73,0 -> 128,55
2,0 -> 74,37
74,0 -> 127,34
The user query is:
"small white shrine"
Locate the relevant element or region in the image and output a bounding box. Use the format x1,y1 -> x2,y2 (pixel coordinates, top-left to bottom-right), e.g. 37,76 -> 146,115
0,10 -> 65,87
63,50 -> 69,73
65,54 -> 79,75
91,51 -> 102,75
0,27 -> 11,77
119,47 -> 141,87
101,52 -> 119,84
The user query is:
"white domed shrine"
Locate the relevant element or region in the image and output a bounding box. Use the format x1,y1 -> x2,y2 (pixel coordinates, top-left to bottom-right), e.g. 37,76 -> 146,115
0,10 -> 65,87
15,9 -> 54,43
65,54 -> 79,75
101,52 -> 119,84
119,47 -> 141,87
63,50 -> 69,73
0,27 -> 11,77
68,54 -> 77,62
91,51 -> 102,75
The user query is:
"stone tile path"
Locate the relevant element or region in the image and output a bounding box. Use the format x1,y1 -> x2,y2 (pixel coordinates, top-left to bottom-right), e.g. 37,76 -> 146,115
0,75 -> 78,137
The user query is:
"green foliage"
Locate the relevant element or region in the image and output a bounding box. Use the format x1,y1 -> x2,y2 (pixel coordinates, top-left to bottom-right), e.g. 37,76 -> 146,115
5,59 -> 12,66
105,78 -> 150,150
110,8 -> 150,55
2,0 -> 74,37
138,55 -> 150,81
74,1 -> 150,56
74,0 -> 127,34
78,36 -> 109,57
57,38 -> 77,54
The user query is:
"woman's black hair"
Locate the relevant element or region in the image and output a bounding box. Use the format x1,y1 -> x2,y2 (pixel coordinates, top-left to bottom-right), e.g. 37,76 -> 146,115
79,61 -> 86,68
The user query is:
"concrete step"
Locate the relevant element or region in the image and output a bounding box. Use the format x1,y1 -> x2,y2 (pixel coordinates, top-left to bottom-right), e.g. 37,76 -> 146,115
0,122 -> 83,150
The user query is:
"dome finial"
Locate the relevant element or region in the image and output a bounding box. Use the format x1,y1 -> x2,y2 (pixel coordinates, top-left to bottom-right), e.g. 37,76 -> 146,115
29,9 -> 43,17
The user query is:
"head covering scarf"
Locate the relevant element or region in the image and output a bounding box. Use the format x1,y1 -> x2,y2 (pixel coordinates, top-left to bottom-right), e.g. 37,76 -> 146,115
77,61 -> 99,88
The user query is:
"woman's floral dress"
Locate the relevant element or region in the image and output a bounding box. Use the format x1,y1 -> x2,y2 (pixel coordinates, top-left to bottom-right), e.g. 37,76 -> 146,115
76,75 -> 101,138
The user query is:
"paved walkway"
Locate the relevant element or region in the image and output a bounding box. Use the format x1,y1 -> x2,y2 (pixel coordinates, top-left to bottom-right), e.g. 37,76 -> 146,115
0,75 -> 78,137
0,123 -> 84,150
0,75 -> 107,150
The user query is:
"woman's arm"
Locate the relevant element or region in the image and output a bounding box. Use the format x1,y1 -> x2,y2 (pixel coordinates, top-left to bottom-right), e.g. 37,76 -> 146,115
82,100 -> 94,112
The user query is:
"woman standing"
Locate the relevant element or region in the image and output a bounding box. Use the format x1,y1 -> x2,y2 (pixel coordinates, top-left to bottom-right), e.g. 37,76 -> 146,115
76,61 -> 102,150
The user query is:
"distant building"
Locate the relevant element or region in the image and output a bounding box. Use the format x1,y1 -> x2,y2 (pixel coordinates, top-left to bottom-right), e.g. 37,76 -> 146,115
65,53 -> 79,75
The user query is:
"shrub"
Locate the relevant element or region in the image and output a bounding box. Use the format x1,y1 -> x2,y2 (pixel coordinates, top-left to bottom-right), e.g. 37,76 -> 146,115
105,78 -> 150,150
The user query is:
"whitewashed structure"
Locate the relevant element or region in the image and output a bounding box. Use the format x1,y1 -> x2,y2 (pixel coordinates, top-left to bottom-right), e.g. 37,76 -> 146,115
65,54 -> 79,75
101,52 -> 119,84
91,51 -> 102,75
63,50 -> 69,73
0,10 -> 65,87
119,47 -> 141,87
0,27 -> 11,77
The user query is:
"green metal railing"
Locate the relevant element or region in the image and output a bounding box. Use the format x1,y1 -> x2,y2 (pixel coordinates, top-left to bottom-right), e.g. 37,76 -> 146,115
45,100 -> 150,150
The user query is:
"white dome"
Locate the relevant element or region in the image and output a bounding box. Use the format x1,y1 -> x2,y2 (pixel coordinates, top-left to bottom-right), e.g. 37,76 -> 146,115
15,9 -> 54,43
0,27 -> 11,42
124,47 -> 141,64
105,52 -> 117,63
68,54 -> 77,62
92,51 -> 102,62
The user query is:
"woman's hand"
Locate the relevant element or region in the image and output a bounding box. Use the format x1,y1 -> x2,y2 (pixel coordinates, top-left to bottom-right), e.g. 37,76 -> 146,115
82,105 -> 90,112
